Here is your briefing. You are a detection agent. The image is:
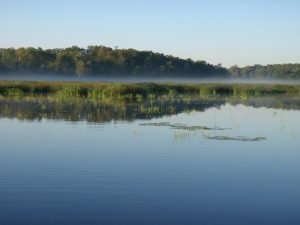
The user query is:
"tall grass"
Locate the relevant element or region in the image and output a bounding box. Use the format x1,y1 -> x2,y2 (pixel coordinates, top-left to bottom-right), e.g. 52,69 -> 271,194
0,80 -> 299,100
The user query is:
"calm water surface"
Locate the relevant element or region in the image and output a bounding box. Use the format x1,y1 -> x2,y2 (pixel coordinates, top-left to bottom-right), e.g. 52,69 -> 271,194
0,103 -> 300,225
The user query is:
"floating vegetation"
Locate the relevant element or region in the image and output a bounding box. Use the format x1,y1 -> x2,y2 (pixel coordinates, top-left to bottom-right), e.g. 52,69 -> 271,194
205,135 -> 267,142
140,122 -> 267,142
139,122 -> 231,131
140,122 -> 172,127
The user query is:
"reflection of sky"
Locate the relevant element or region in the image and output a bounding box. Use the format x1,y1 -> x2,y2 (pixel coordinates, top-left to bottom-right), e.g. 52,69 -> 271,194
147,104 -> 300,141
1,104 -> 299,143
0,104 -> 300,224
1,104 -> 299,166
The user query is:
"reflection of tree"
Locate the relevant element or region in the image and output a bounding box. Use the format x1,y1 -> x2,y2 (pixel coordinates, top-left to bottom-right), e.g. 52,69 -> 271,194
230,96 -> 300,111
0,96 -> 299,123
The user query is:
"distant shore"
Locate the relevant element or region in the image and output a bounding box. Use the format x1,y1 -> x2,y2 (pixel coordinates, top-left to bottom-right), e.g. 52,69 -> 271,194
1,46 -> 299,79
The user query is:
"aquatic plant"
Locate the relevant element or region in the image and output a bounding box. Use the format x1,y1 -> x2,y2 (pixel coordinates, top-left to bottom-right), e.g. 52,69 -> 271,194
205,136 -> 267,142
139,122 -> 231,131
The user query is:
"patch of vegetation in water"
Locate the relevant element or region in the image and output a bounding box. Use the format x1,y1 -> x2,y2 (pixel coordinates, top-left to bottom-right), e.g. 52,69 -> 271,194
140,122 -> 267,142
139,122 -> 231,131
205,136 -> 267,142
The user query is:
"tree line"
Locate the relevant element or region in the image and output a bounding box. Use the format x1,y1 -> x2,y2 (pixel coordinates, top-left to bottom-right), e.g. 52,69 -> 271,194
1,46 -> 299,79
0,46 -> 228,77
229,64 -> 300,79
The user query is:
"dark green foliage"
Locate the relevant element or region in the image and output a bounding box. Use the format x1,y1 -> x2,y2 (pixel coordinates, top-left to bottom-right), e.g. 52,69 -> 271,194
1,46 -> 299,79
0,46 -> 229,77
229,64 -> 300,79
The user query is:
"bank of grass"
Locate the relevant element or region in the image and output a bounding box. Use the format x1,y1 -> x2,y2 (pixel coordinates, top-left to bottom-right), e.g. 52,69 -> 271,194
0,80 -> 300,100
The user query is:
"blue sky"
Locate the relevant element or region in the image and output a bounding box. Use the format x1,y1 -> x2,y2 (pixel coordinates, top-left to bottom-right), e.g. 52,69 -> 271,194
0,0 -> 299,67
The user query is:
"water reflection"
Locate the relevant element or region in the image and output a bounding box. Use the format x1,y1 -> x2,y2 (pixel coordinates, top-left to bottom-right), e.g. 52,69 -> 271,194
0,97 -> 300,225
0,95 -> 299,122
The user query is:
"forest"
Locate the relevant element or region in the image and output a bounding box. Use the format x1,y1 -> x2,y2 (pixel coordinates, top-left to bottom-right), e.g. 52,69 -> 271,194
229,64 -> 300,79
0,46 -> 228,77
1,46 -> 300,79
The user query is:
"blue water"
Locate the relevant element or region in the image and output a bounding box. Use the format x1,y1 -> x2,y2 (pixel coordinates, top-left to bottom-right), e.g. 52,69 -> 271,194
0,104 -> 300,225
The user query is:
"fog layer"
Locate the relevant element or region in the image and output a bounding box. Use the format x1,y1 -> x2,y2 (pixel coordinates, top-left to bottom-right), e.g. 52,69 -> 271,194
0,73 -> 300,85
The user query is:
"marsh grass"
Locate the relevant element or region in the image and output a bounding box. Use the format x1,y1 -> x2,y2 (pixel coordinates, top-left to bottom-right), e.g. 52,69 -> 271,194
1,80 -> 300,125
0,81 -> 299,101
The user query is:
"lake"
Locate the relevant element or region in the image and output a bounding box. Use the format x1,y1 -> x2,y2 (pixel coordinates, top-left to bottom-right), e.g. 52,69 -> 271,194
0,97 -> 300,225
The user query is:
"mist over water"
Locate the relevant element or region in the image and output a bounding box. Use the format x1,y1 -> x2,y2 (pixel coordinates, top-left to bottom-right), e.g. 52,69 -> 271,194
0,73 -> 300,84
